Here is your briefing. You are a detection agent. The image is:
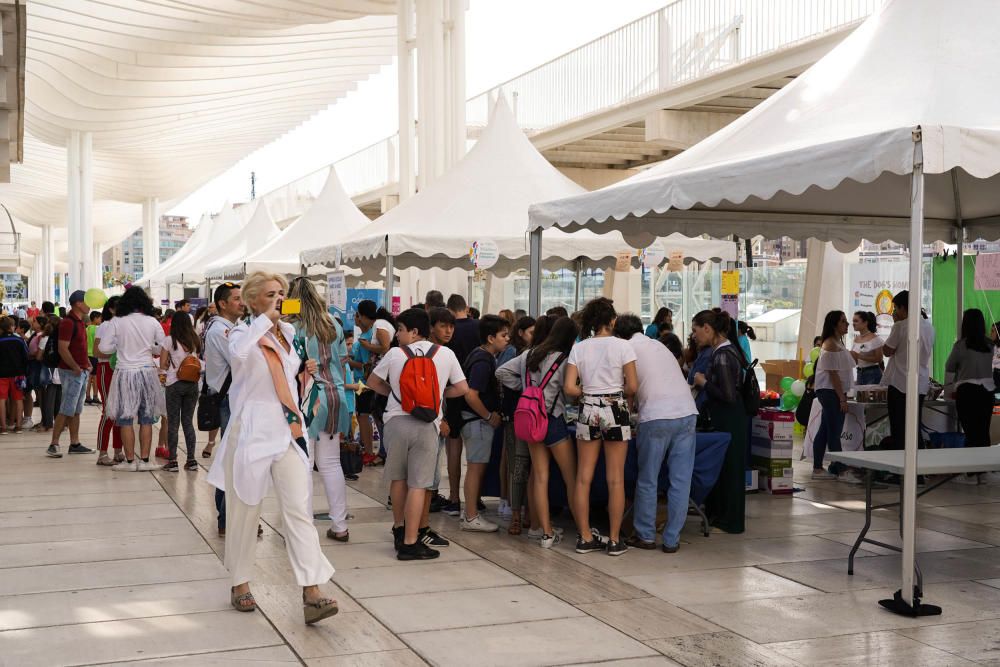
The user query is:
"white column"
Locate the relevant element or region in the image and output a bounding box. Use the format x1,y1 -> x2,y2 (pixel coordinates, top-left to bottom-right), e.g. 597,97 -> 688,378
142,197 -> 160,274
66,130 -> 81,294
80,132 -> 95,289
40,224 -> 53,303
416,0 -> 447,187
448,0 -> 467,166
93,242 -> 102,290
397,0 -> 416,200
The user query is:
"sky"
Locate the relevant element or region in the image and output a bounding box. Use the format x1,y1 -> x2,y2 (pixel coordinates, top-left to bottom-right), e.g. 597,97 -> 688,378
167,0 -> 667,220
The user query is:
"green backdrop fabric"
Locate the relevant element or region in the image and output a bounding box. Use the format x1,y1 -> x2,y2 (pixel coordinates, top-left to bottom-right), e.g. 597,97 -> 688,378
931,255 -> 1000,380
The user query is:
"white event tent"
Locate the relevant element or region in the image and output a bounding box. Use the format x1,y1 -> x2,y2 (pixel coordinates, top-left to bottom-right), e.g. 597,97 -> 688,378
206,168 -> 370,280
528,0 -> 1000,614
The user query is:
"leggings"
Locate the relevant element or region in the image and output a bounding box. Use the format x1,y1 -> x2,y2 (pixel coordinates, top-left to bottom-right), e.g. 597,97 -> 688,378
95,362 -> 122,452
165,380 -> 199,462
504,422 -> 531,510
41,384 -> 61,428
956,382 -> 994,448
311,432 -> 348,533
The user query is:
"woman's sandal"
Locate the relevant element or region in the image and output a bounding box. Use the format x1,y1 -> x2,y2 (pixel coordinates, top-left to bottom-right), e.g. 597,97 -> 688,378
326,528 -> 350,543
508,514 -> 523,536
231,587 -> 257,613
202,442 -> 215,458
303,593 -> 339,625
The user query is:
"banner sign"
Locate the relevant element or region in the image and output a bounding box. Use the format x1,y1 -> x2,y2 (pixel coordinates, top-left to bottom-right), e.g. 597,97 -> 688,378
846,263 -> 909,338
336,288 -> 382,332
975,253 -> 1000,290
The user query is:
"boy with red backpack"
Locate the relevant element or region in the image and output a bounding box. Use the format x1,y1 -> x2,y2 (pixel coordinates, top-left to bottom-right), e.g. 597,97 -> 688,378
368,308 -> 468,561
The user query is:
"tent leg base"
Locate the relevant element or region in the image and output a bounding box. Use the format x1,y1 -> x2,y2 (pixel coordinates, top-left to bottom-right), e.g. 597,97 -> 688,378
878,588 -> 941,617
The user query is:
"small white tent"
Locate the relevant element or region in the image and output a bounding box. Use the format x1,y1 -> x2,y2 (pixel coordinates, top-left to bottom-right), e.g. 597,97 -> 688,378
135,212 -> 214,287
158,203 -> 255,286
529,0 -> 1000,615
206,167 -> 370,280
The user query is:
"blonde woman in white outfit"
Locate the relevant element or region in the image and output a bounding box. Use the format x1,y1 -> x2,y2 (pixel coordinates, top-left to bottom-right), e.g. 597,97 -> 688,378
206,272 -> 338,625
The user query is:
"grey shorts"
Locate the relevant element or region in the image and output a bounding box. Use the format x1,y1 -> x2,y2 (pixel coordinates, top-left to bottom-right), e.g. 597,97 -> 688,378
461,419 -> 495,465
383,415 -> 440,489
432,435 -> 445,490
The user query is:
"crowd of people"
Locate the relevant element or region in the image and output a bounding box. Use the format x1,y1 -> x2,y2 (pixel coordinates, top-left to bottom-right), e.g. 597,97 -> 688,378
30,278 -> 994,624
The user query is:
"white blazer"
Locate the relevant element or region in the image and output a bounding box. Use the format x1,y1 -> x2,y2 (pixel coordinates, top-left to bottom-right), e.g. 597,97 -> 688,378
207,314 -> 309,505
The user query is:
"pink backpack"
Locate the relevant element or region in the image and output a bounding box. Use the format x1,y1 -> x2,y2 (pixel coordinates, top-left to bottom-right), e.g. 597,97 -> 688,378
513,353 -> 566,443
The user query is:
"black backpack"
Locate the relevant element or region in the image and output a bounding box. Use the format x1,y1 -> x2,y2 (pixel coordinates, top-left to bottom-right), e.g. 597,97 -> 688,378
43,322 -> 76,369
726,346 -> 760,417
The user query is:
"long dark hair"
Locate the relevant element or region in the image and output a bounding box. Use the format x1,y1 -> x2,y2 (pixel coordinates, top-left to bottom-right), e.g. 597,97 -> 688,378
527,316 -> 579,372
854,310 -> 877,334
356,299 -> 395,329
115,286 -> 155,317
529,314 -> 553,349
652,307 -> 672,327
169,311 -> 201,354
511,316 -> 536,353
578,297 -> 616,339
101,295 -> 120,323
821,310 -> 846,342
961,308 -> 992,353
693,309 -> 739,347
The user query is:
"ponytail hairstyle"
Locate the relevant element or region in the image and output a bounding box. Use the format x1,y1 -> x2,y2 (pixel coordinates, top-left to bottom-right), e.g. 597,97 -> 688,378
854,310 -> 877,334
356,299 -> 396,330
693,309 -> 739,347
527,316 -> 579,372
578,297 -> 616,340
530,314 -> 553,349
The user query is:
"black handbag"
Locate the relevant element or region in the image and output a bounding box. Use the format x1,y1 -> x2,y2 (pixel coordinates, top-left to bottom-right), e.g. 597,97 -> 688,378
340,440 -> 363,476
197,373 -> 231,432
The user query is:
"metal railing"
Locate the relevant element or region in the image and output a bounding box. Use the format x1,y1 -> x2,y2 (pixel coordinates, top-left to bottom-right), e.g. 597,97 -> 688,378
466,0 -> 879,130
267,0 -> 878,206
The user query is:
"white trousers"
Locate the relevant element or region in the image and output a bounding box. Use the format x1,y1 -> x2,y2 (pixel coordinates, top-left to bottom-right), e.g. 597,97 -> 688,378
224,441 -> 335,587
312,432 -> 348,533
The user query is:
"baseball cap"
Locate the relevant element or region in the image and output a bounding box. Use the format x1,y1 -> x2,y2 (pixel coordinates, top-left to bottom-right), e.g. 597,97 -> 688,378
69,290 -> 86,305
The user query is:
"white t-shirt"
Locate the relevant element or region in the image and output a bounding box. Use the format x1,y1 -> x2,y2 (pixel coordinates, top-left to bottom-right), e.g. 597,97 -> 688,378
628,334 -> 697,422
94,320 -> 115,361
97,313 -> 164,370
882,316 -> 936,394
852,335 -> 884,369
566,335 -> 637,395
372,340 -> 465,428
162,336 -> 197,386
373,319 -> 396,346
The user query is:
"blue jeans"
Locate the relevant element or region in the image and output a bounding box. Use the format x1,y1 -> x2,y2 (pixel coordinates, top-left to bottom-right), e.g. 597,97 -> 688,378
58,369 -> 89,417
215,395 -> 231,530
634,415 -> 697,548
857,365 -> 882,386
814,389 -> 845,473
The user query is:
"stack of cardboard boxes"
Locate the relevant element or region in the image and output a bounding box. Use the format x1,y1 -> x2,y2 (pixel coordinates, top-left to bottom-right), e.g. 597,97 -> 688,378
751,408 -> 795,494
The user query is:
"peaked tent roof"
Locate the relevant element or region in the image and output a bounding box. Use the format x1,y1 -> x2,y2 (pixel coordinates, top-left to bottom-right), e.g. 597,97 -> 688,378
207,166 -> 371,280
161,203 -> 262,285
139,203 -> 247,286
529,0 -> 1000,248
135,211 -> 214,286
203,201 -> 283,278
301,99 -> 724,277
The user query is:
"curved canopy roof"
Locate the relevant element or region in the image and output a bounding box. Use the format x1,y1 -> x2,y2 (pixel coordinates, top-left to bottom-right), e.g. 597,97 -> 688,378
529,0 -> 1000,248
207,166 -> 371,280
0,0 -> 396,245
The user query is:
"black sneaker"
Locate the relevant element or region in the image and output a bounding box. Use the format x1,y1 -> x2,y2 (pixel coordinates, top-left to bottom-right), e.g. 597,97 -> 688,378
397,541 -> 440,561
46,444 -> 62,458
386,496 -> 392,508
575,533 -> 606,554
162,460 -> 179,472
625,535 -> 656,550
184,459 -> 199,471
607,540 -> 629,557
419,526 -> 450,547
68,443 -> 94,454
662,543 -> 680,554
443,501 -> 461,517
392,525 -> 404,551
429,493 -> 449,513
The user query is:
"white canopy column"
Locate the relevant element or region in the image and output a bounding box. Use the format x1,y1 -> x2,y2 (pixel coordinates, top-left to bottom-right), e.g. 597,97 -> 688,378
40,224 -> 54,303
142,198 -> 160,275
66,130 -> 95,294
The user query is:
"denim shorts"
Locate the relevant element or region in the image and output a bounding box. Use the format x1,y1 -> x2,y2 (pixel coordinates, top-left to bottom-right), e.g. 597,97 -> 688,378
544,415 -> 570,447
58,369 -> 89,417
461,419 -> 495,464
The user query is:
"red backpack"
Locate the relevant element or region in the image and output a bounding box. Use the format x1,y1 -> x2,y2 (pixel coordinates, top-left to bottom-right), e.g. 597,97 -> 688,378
393,344 -> 441,423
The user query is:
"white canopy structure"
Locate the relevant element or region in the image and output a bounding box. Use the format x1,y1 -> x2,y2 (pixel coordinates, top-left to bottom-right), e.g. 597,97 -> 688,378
207,167 -> 371,280
302,99 -> 735,283
202,202 -> 284,279
529,0 -> 1000,615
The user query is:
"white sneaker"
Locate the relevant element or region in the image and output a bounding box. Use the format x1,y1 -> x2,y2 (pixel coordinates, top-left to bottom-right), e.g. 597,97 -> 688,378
112,459 -> 139,472
459,514 -> 499,533
528,526 -> 563,540
20,417 -> 33,429
954,473 -> 981,486
838,471 -> 864,485
540,532 -> 562,549
136,459 -> 159,472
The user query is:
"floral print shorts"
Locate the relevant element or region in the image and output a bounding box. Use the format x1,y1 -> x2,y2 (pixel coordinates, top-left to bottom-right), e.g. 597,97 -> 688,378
577,394 -> 631,442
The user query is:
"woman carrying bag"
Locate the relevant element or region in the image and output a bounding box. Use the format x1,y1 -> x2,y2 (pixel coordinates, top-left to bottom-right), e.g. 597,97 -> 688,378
160,311 -> 202,472
287,277 -> 351,543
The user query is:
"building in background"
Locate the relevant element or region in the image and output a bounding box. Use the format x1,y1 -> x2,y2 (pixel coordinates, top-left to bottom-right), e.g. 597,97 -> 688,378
103,215 -> 192,285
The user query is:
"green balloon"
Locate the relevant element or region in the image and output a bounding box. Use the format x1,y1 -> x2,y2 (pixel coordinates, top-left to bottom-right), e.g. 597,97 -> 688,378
803,362 -> 815,378
810,346 -> 821,363
780,376 -> 794,392
780,393 -> 800,411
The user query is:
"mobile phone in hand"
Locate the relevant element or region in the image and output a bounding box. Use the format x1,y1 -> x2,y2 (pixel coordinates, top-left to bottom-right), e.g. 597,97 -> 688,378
280,298 -> 301,315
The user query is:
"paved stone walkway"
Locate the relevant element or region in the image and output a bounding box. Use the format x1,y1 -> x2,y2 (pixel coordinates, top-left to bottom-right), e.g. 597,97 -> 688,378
4,407 -> 1000,665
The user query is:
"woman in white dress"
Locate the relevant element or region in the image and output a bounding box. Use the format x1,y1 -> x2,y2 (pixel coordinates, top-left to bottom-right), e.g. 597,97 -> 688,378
206,272 -> 338,624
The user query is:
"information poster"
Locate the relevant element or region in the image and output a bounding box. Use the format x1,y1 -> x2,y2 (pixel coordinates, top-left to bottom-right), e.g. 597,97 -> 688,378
975,253 -> 1000,290
615,251 -> 633,272
667,250 -> 684,272
846,263 -> 909,338
721,270 -> 740,295
721,293 -> 739,318
339,288 -> 382,332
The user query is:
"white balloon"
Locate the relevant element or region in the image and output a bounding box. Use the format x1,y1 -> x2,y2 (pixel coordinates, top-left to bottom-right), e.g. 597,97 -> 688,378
791,380 -> 806,397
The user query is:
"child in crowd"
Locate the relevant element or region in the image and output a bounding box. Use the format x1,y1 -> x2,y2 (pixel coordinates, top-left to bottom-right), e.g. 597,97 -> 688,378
85,311 -> 101,405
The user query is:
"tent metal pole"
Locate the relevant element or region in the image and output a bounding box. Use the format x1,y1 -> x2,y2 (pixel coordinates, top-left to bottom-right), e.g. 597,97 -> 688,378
952,168 -> 965,330
574,258 -> 583,313
528,228 -> 542,316
901,132 -> 925,610
384,255 -> 394,312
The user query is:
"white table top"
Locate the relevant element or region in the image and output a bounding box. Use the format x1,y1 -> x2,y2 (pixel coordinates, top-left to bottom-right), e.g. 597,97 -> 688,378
829,447 -> 1000,475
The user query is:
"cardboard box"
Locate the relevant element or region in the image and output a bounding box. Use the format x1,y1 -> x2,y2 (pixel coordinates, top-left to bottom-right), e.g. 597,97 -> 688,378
752,457 -> 794,494
750,437 -> 793,460
744,469 -> 759,492
752,420 -> 795,443
761,360 -> 802,393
